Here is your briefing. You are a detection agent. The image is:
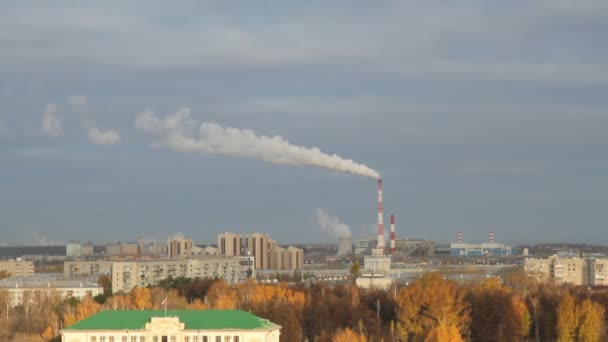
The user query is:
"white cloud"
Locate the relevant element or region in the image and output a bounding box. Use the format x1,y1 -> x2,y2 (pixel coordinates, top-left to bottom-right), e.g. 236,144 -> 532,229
42,103 -> 63,137
88,127 -> 121,146
67,94 -> 88,106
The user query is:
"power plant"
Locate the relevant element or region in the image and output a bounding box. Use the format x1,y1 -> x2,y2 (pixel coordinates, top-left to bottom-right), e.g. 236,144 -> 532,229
390,214 -> 396,254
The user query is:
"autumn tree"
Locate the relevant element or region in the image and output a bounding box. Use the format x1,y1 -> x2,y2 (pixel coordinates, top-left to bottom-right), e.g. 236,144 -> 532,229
577,299 -> 605,342
556,293 -> 578,342
333,327 -> 368,342
207,280 -> 237,309
468,278 -> 530,341
395,272 -> 469,341
131,287 -> 152,310
76,295 -> 101,321
425,324 -> 463,342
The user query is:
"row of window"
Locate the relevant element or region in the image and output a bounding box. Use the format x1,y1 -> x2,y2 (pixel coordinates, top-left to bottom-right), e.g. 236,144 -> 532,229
89,336 -> 240,342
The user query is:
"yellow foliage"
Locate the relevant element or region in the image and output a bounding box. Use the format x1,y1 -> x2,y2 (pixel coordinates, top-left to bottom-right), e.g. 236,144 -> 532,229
76,296 -> 101,321
188,298 -> 207,310
62,311 -> 77,327
131,287 -> 152,310
333,327 -> 368,342
425,324 -> 463,342
41,325 -> 56,341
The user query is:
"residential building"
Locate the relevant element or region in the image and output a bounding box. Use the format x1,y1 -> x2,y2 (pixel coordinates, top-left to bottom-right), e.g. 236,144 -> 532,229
243,233 -> 276,270
588,259 -> 608,286
168,237 -> 194,258
66,243 -> 82,258
0,260 -> 34,277
524,255 -> 587,286
218,232 -> 243,256
61,310 -> 281,342
112,257 -> 242,293
0,277 -> 102,307
64,261 -> 113,278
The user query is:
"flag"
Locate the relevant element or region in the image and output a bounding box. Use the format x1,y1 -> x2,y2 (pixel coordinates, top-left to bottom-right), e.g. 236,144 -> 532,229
161,297 -> 168,306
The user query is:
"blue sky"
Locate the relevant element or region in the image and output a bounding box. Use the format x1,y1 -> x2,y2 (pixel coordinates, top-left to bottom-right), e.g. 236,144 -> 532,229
1,1 -> 607,246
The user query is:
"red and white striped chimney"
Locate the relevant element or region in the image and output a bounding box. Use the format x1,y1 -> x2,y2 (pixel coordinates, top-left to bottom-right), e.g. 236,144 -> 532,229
458,231 -> 463,243
489,231 -> 494,244
390,214 -> 396,254
377,179 -> 385,250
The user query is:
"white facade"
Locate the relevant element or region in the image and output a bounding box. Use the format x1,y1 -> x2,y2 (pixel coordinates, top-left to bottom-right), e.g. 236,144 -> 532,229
61,313 -> 280,342
0,280 -> 102,307
589,259 -> 608,286
524,255 -> 587,286
112,258 -> 242,293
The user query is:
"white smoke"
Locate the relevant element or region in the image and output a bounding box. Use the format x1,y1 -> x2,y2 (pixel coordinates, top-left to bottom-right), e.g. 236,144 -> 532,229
315,208 -> 351,238
88,127 -> 122,146
135,107 -> 380,179
42,103 -> 63,137
67,94 -> 88,107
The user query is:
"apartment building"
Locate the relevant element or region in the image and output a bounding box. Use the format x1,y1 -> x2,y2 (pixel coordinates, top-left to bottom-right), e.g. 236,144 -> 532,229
64,261 -> 113,278
218,233 -> 303,270
588,259 -> 608,286
0,278 -> 102,307
112,257 -> 242,293
524,255 -> 587,286
0,260 -> 34,277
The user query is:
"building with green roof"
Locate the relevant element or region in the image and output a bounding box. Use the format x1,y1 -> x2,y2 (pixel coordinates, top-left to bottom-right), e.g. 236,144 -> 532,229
60,310 -> 280,342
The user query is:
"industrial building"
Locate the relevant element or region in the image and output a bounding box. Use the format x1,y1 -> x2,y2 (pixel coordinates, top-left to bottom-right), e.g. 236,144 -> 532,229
0,276 -> 102,307
0,259 -> 34,277
450,232 -> 512,256
61,310 -> 281,342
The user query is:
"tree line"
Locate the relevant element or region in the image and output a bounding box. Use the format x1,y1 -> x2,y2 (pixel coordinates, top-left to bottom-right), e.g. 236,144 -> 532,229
0,268 -> 606,341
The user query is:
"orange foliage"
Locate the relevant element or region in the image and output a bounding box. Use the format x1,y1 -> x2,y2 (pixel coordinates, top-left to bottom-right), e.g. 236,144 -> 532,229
131,287 -> 152,310
333,327 -> 368,342
76,296 -> 101,321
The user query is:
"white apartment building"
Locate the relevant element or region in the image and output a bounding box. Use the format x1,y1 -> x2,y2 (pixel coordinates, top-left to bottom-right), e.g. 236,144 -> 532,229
0,278 -> 102,307
112,257 -> 242,293
524,255 -> 587,286
588,259 -> 608,286
64,261 -> 113,278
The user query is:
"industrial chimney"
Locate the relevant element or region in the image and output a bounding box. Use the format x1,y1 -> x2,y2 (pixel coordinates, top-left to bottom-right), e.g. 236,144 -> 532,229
390,214 -> 396,254
489,231 -> 494,244
377,179 -> 385,250
458,231 -> 463,244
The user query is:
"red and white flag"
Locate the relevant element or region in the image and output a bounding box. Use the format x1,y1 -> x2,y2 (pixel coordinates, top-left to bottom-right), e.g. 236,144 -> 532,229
161,297 -> 168,306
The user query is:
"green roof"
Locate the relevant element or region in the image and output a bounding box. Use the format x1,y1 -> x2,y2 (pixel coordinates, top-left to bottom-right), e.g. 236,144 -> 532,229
64,310 -> 279,331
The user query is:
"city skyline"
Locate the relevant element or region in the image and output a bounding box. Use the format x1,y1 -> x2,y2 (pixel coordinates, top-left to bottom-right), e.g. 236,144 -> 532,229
1,2 -> 607,245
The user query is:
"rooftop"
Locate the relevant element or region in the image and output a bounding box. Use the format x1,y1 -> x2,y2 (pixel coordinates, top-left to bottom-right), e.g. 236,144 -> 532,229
64,310 -> 280,331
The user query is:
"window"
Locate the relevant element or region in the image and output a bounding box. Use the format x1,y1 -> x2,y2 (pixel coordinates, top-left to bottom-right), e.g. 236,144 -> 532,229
171,337 -> 176,342
140,337 -> 146,342
185,338 -> 190,342
195,337 -> 200,342
122,337 -> 128,342
91,337 -> 97,342
234,337 -> 239,342
100,337 -> 106,342
131,337 -> 137,342
153,337 -> 158,342
109,337 -> 115,342
216,337 -> 221,342
224,337 -> 231,342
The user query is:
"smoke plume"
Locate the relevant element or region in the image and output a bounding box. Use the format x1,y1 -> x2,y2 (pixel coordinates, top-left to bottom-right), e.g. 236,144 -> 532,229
42,103 -> 63,137
135,108 -> 380,179
315,208 -> 351,238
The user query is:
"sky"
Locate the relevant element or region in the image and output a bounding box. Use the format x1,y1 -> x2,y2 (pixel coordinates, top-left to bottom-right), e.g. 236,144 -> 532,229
1,1 -> 607,246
